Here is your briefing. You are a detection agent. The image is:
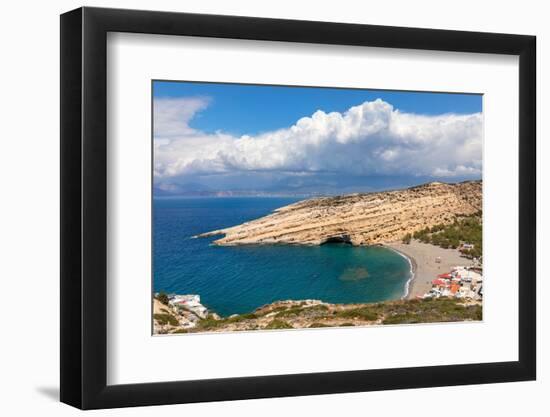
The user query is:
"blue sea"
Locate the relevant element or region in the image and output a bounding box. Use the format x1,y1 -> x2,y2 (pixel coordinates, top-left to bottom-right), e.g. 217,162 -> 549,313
153,197 -> 411,317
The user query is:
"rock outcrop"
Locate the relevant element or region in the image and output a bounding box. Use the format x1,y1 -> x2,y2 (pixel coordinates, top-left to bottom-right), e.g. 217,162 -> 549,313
196,180 -> 482,246
155,297 -> 482,334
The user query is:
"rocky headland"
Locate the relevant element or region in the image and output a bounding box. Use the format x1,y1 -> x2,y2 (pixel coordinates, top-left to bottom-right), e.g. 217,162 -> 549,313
196,180 -> 482,246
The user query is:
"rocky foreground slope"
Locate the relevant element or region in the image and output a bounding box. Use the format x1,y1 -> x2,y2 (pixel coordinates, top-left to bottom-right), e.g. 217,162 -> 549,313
154,297 -> 482,334
196,181 -> 482,246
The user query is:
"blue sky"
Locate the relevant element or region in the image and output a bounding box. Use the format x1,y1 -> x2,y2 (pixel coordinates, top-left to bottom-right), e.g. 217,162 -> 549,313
153,81 -> 482,137
153,81 -> 482,196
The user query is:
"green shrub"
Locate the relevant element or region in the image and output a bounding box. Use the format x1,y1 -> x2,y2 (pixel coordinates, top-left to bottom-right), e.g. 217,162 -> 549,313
153,313 -> 179,326
274,306 -> 303,318
474,306 -> 483,321
381,298 -> 482,324
275,304 -> 330,319
335,307 -> 379,321
264,305 -> 290,314
265,319 -> 293,330
308,322 -> 331,328
155,292 -> 170,305
382,313 -> 422,325
304,304 -> 330,315
171,328 -> 190,334
196,315 -> 227,330
226,312 -> 257,323
410,215 -> 482,257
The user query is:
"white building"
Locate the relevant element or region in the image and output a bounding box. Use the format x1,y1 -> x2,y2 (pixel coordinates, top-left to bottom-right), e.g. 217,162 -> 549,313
169,294 -> 208,319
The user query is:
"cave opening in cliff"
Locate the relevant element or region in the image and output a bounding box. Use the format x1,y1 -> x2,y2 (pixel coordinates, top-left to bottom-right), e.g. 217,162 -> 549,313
322,235 -> 352,245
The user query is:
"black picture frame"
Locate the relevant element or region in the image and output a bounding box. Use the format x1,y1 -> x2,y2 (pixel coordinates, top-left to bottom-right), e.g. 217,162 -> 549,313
60,6 -> 536,410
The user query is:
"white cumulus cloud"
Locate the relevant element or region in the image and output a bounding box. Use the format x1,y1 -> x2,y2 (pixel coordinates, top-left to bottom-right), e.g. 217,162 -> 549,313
153,97 -> 210,138
153,97 -> 482,186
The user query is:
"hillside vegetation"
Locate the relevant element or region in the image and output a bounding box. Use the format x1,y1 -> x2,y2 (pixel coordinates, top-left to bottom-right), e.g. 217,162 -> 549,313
159,297 -> 482,334
402,213 -> 482,258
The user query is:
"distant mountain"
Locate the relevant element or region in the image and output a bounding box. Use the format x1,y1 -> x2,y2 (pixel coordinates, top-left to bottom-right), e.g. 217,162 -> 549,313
154,182 -> 213,196
153,183 -> 314,198
154,176 -> 480,198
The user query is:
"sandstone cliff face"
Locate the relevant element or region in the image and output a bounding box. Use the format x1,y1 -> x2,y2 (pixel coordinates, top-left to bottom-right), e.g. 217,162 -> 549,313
197,181 -> 482,246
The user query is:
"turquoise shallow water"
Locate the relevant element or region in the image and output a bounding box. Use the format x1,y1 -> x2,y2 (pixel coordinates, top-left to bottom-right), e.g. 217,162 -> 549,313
153,197 -> 411,317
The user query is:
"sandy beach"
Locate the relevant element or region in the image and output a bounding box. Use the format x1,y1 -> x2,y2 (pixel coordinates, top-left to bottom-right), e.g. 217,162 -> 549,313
385,240 -> 475,299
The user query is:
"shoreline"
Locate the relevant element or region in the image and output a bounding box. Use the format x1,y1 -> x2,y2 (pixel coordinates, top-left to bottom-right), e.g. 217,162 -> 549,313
385,240 -> 475,299
384,245 -> 417,299
156,241 -> 474,323
154,240 -> 482,334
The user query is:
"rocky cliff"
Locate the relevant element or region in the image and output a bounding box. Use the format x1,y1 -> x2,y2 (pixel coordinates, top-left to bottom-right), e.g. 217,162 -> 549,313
196,180 -> 482,246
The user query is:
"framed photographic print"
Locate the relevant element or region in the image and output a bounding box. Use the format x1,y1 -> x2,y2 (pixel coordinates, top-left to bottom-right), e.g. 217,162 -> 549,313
60,6 -> 536,409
